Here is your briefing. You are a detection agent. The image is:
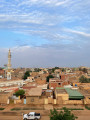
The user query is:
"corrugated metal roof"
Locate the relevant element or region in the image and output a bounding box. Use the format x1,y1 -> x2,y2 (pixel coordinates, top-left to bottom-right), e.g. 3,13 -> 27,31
56,87 -> 64,89
65,88 -> 84,99
56,87 -> 84,99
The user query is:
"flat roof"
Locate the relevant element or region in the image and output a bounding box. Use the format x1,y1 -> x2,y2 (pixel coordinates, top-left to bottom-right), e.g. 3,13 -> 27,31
56,87 -> 84,99
56,89 -> 67,94
27,88 -> 42,96
65,88 -> 84,99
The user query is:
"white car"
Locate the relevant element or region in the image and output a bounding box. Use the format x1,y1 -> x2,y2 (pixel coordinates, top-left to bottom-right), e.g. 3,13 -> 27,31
23,112 -> 41,120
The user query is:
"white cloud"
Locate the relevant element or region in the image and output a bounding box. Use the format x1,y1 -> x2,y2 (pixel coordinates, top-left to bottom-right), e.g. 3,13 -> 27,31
0,11 -> 44,24
0,0 -> 90,67
18,0 -> 69,7
66,29 -> 90,37
1,44 -> 90,68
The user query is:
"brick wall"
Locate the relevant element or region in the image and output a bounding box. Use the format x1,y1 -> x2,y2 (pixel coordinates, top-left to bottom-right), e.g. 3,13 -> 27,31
49,81 -> 69,89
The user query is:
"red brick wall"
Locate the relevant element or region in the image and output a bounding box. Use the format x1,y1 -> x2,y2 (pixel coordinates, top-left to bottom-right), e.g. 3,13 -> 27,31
60,75 -> 68,80
0,69 -> 4,75
49,81 -> 69,89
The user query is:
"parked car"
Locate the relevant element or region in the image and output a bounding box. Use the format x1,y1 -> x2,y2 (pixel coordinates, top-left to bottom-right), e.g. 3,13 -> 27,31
23,112 -> 41,120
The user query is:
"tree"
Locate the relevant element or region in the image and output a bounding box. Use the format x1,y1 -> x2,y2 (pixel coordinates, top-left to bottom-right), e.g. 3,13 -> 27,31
23,71 -> 30,80
79,75 -> 90,83
34,68 -> 41,72
52,67 -> 60,73
82,68 -> 87,73
50,107 -> 78,120
79,67 -> 87,73
46,75 -> 54,82
62,68 -> 65,72
15,90 -> 25,97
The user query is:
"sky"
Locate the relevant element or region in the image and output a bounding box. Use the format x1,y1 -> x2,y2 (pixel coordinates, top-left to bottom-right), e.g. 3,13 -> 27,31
0,0 -> 90,68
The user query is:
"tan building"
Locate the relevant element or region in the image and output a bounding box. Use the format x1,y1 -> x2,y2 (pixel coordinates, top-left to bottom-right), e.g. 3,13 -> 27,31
0,90 -> 14,104
26,88 -> 44,105
55,88 -> 84,105
78,83 -> 90,104
55,88 -> 69,104
87,69 -> 90,76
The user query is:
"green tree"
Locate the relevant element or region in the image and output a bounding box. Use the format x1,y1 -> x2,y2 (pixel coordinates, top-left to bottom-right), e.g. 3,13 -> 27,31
34,68 -> 41,72
62,68 -> 65,72
79,68 -> 87,73
46,75 -> 54,82
15,90 -> 25,97
50,107 -> 78,120
79,75 -> 87,83
52,67 -> 60,73
79,75 -> 90,83
23,71 -> 30,80
82,68 -> 87,73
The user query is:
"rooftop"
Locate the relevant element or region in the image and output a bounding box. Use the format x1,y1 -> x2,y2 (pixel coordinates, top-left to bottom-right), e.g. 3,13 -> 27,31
27,88 -> 42,96
56,89 -> 67,94
65,88 -> 84,99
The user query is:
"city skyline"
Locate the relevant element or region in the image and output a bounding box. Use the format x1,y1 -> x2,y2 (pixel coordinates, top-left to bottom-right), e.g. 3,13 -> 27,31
0,0 -> 90,68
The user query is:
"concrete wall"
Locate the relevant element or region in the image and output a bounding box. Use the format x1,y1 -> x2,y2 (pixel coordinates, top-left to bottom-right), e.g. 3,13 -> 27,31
26,96 -> 44,104
44,98 -> 56,105
14,99 -> 22,104
44,98 -> 48,104
36,79 -> 46,85
56,96 -> 63,104
0,95 -> 8,104
0,91 -> 14,104
63,100 -> 83,105
56,94 -> 69,101
84,97 -> 90,104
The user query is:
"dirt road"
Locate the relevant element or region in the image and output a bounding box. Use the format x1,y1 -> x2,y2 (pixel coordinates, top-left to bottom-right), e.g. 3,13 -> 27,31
0,115 -> 90,120
0,110 -> 90,120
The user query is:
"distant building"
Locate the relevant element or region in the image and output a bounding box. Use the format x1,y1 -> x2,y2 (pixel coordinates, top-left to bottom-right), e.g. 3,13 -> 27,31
0,68 -> 5,78
49,74 -> 69,89
87,69 -> 90,76
49,78 -> 69,89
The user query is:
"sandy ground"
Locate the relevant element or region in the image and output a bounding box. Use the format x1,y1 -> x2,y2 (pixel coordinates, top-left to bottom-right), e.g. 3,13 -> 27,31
0,115 -> 49,120
0,115 -> 90,120
0,104 -> 90,120
0,110 -> 90,120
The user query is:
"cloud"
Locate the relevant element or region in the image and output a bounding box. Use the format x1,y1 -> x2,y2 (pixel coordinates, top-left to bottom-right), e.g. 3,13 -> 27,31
0,0 -> 90,67
0,44 -> 90,68
66,29 -> 90,37
0,12 -> 43,24
18,0 -> 69,7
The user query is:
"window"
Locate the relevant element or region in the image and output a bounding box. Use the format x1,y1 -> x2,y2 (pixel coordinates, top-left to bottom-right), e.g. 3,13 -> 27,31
58,83 -> 61,85
31,98 -> 34,102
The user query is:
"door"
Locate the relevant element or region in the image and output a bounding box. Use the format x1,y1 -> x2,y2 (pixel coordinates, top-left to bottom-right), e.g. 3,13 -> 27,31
24,99 -> 26,104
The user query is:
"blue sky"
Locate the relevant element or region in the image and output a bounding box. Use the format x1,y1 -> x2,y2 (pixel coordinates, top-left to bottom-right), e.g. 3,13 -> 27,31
0,0 -> 90,68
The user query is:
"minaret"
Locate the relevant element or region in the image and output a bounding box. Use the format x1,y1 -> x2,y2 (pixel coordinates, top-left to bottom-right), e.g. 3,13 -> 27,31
7,49 -> 12,70
7,49 -> 12,80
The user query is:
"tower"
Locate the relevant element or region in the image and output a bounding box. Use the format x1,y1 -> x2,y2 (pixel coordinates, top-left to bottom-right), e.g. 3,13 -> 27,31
7,49 -> 12,80
7,49 -> 12,70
